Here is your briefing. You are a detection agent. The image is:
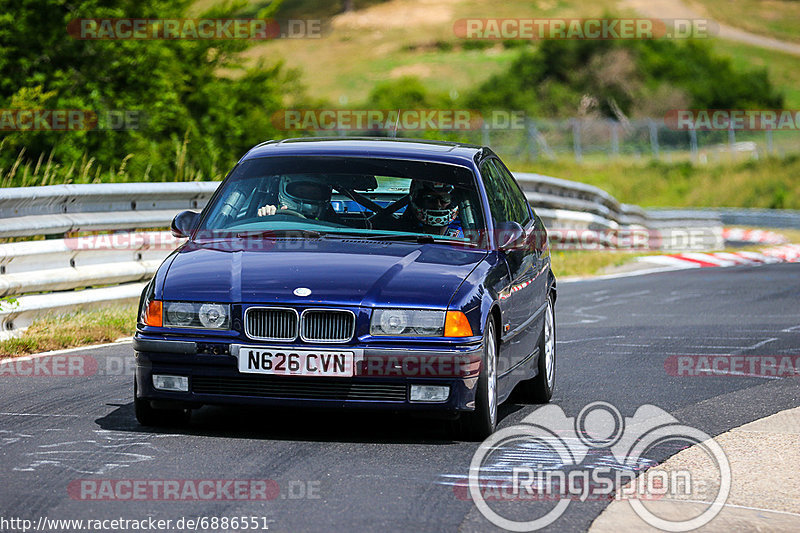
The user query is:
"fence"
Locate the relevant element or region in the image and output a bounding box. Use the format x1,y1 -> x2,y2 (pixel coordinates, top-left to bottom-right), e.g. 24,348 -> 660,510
488,119 -> 800,162
356,118 -> 800,163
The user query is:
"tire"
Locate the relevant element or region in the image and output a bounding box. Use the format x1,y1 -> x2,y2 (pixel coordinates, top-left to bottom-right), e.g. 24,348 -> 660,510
454,319 -> 498,441
516,294 -> 555,403
134,378 -> 191,427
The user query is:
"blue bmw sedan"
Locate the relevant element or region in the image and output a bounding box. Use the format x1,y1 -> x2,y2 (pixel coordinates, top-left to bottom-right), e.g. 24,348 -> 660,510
133,138 -> 556,440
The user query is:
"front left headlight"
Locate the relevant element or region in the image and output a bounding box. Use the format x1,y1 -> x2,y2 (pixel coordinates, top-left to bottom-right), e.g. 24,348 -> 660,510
163,301 -> 230,329
370,309 -> 445,336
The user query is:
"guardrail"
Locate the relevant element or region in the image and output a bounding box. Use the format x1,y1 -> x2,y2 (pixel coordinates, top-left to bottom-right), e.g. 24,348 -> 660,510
514,173 -> 723,250
0,175 -> 724,337
647,208 -> 800,230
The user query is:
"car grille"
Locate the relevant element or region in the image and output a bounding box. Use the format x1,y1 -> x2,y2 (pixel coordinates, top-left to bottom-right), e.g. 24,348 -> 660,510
192,376 -> 407,402
301,309 -> 355,343
245,308 -> 298,341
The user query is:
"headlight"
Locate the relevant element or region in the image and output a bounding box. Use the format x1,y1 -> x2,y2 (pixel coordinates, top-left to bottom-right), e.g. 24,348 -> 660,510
162,301 -> 230,329
370,309 -> 445,336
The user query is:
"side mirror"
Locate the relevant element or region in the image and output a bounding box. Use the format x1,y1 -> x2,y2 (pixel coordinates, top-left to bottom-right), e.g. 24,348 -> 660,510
171,210 -> 199,238
497,221 -> 525,251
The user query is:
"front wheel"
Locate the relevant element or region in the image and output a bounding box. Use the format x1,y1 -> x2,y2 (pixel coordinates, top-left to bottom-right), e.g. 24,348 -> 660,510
516,294 -> 555,403
134,378 -> 191,427
454,319 -> 498,441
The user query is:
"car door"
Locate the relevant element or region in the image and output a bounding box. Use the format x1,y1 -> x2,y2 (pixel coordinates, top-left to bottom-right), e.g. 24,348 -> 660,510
480,158 -> 540,376
492,157 -> 549,320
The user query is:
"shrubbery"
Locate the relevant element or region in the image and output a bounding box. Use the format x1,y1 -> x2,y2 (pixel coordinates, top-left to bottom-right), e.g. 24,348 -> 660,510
0,0 -> 303,185
464,38 -> 783,118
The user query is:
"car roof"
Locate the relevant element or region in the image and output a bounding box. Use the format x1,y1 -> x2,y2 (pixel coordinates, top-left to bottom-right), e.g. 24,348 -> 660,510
240,137 -> 490,166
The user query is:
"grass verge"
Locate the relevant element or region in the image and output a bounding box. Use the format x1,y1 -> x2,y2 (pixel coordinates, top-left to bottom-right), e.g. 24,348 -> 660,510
550,250 -> 655,278
0,304 -> 137,359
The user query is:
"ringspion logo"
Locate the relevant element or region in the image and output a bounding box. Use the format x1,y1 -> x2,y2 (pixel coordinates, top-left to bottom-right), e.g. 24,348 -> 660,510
468,402 -> 730,531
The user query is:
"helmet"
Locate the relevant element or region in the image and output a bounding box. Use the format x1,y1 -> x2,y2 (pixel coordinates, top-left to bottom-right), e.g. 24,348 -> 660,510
278,175 -> 332,218
409,180 -> 459,227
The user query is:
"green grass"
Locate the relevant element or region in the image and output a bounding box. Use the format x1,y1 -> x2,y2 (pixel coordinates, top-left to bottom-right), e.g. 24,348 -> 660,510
511,155 -> 800,209
693,0 -> 800,44
711,39 -> 800,108
0,304 -> 137,358
0,135 -> 211,188
234,0 -> 622,103
550,249 -> 653,278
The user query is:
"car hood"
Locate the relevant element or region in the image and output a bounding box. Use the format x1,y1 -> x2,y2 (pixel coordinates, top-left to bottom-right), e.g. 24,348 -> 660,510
160,238 -> 488,307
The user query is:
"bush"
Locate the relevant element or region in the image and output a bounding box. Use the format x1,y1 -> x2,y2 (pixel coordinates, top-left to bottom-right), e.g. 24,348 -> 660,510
465,36 -> 784,118
0,0 -> 303,185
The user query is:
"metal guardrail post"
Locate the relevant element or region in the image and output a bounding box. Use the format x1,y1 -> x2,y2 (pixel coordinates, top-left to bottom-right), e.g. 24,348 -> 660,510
572,119 -> 582,162
649,119 -> 659,159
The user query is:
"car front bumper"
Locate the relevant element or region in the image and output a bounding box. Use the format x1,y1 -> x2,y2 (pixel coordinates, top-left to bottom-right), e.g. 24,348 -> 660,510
134,336 -> 484,413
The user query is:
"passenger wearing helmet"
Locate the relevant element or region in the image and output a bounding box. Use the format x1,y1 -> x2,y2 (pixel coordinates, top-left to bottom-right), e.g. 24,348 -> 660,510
258,175 -> 338,221
398,180 -> 463,237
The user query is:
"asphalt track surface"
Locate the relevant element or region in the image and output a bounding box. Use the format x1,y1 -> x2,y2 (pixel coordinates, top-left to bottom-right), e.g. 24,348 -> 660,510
2,263 -> 799,532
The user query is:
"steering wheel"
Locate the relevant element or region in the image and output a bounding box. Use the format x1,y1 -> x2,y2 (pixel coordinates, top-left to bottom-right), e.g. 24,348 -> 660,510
275,208 -> 307,219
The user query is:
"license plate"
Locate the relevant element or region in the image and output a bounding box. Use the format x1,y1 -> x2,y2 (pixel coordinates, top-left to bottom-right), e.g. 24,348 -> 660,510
237,346 -> 356,377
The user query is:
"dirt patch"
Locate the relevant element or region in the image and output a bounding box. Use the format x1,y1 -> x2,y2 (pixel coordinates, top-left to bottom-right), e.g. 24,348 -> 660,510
332,0 -> 460,31
389,63 -> 434,78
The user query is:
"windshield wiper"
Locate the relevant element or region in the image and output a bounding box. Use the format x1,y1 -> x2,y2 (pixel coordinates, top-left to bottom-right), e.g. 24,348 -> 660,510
349,233 -> 477,246
236,229 -> 323,239
365,233 -> 435,243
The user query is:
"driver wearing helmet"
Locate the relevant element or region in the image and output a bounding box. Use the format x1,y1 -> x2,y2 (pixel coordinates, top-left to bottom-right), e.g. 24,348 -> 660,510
258,175 -> 338,221
398,180 -> 463,237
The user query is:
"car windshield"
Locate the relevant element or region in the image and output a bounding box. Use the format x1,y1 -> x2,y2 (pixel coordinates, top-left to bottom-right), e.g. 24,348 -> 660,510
198,156 -> 486,245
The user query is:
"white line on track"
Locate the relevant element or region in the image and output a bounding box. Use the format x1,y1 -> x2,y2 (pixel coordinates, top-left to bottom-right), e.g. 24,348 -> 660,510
731,337 -> 779,355
694,369 -> 782,379
556,336 -> 626,344
0,412 -> 80,417
659,499 -> 800,518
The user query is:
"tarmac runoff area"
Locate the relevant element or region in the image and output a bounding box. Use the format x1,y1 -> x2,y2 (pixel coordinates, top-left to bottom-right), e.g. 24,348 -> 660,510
589,406 -> 800,531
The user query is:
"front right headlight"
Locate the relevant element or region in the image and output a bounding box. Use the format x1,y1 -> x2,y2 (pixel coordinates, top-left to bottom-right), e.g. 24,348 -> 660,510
370,309 -> 445,336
